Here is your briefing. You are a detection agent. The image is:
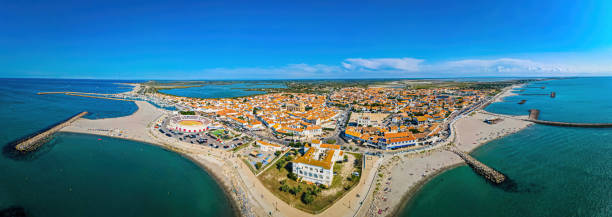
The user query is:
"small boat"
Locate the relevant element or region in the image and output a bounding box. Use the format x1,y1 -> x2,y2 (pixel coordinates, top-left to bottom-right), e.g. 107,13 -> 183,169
518,100 -> 527,105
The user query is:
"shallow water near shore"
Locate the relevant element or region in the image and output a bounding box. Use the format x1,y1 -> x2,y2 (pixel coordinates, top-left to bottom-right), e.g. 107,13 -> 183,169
0,79 -> 235,216
399,77 -> 612,216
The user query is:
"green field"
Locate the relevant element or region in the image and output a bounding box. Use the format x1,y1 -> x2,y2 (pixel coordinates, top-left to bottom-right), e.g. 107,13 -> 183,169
211,129 -> 225,137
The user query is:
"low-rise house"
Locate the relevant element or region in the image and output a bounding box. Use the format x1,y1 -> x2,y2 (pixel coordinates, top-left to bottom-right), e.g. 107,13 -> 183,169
257,140 -> 283,152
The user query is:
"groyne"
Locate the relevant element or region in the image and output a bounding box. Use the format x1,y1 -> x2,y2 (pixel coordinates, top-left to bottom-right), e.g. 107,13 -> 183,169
450,149 -> 506,184
38,91 -> 133,101
527,109 -> 612,128
528,119 -> 612,128
519,92 -> 556,98
12,111 -> 88,152
65,93 -> 134,101
37,91 -> 112,95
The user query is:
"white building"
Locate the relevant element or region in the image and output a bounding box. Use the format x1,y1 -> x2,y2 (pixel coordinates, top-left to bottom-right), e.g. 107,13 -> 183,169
257,140 -> 283,152
292,145 -> 343,186
303,125 -> 323,137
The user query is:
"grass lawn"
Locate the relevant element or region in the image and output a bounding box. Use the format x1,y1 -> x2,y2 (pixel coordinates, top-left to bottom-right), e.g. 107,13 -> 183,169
211,129 -> 225,137
258,152 -> 363,214
232,142 -> 250,152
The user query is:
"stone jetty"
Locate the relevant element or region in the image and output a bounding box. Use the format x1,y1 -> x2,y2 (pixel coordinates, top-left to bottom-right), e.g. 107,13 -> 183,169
518,92 -> 556,98
527,109 -> 612,128
13,111 -> 88,152
450,149 -> 506,184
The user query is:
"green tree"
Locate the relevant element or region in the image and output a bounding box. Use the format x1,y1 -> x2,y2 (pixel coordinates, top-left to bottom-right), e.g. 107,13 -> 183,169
288,172 -> 298,181
276,160 -> 285,170
301,193 -> 315,204
280,184 -> 290,192
255,162 -> 262,170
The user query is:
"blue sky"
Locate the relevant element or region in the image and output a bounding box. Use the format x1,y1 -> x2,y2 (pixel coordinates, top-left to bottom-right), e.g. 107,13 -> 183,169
1,0 -> 611,79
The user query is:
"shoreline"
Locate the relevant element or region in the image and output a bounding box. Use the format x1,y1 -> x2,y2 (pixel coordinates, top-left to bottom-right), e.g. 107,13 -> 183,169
59,131 -> 242,217
494,83 -> 524,103
379,85 -> 533,217
60,100 -> 386,217
60,101 -> 248,216
53,81 -> 533,217
176,150 -> 243,217
390,162 -> 463,216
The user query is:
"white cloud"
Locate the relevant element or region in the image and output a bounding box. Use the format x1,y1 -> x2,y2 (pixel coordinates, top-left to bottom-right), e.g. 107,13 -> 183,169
438,58 -> 569,74
342,58 -> 423,71
199,63 -> 342,79
192,56 -> 612,79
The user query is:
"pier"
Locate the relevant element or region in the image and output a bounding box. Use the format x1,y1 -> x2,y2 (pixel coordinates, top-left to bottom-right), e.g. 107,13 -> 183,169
527,109 -> 612,128
37,91 -> 134,101
12,111 -> 88,152
450,149 -> 506,184
518,92 -> 556,98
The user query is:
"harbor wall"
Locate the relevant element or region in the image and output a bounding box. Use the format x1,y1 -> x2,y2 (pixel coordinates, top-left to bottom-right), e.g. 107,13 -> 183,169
13,111 -> 88,152
450,149 -> 506,184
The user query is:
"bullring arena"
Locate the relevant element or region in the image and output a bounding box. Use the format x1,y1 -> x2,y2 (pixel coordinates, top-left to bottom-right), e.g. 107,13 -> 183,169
167,115 -> 211,133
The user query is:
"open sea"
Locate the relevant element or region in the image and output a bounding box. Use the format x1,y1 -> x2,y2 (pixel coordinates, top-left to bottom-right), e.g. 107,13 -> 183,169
399,77 -> 612,216
0,79 -> 234,217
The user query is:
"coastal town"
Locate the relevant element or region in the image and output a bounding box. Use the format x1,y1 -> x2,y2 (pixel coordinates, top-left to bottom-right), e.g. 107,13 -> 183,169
19,80 -> 535,217
5,1 -> 610,216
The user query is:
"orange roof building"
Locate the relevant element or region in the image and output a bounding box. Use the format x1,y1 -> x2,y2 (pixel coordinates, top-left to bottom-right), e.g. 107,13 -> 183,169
292,147 -> 342,186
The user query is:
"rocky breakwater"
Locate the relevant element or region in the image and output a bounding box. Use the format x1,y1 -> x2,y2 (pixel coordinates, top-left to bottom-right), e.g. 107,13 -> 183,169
13,111 -> 89,152
450,149 -> 506,184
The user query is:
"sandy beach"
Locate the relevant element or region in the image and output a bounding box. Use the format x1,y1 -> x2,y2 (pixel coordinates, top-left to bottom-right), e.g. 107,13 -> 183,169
369,85 -> 533,217
453,111 -> 532,153
494,84 -> 524,102
370,150 -> 463,216
60,99 -> 385,217
57,82 -> 534,217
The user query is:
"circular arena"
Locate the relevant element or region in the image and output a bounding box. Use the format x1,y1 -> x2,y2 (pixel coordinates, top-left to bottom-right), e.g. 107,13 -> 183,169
167,115 -> 211,133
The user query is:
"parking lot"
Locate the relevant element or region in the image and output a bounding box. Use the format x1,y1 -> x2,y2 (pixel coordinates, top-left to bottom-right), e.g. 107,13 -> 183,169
155,117 -> 249,151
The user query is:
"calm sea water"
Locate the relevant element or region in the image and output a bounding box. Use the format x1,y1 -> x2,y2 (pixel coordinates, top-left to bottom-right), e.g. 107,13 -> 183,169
400,77 -> 612,216
0,79 -> 234,216
159,82 -> 286,98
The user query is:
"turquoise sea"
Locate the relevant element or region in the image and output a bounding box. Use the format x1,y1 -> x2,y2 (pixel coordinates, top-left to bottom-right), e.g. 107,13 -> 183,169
0,79 -> 235,216
400,77 -> 612,216
159,82 -> 286,98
